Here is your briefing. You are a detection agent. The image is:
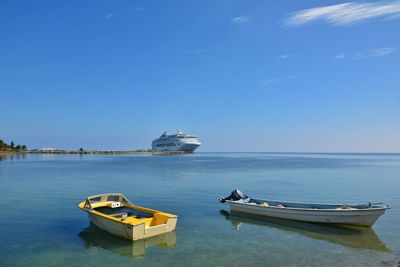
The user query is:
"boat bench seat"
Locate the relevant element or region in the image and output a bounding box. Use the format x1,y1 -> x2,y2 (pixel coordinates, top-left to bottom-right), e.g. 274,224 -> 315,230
122,216 -> 154,226
121,216 -> 168,227
122,216 -> 141,224
152,213 -> 169,225
110,212 -> 129,218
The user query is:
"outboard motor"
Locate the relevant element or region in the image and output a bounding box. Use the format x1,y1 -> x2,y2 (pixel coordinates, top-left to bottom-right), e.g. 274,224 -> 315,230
219,189 -> 248,203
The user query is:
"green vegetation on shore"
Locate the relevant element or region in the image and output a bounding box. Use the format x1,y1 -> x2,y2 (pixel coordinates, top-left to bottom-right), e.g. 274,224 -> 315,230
0,139 -> 27,152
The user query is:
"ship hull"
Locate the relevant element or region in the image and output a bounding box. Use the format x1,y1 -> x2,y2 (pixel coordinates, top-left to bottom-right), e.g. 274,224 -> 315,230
178,143 -> 200,152
152,143 -> 200,153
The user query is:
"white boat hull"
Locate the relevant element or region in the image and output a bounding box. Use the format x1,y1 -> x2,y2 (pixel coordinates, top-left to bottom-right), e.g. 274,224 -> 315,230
88,212 -> 177,240
227,201 -> 387,227
89,212 -> 134,239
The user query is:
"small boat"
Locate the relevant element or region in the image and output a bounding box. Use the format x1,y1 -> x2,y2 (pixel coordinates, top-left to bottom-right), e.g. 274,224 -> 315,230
79,193 -> 177,240
219,190 -> 390,227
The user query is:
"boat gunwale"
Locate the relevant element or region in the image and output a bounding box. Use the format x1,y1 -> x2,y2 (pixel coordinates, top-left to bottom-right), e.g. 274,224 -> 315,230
226,199 -> 390,212
79,201 -> 177,227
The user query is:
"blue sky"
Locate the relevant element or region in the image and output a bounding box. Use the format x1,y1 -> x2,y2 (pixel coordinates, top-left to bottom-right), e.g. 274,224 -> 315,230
1,0 -> 399,152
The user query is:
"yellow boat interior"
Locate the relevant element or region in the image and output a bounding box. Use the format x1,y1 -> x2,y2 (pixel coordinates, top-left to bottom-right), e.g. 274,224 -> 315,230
79,193 -> 177,228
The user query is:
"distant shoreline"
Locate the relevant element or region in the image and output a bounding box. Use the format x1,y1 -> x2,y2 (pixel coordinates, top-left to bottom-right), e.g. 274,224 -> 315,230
0,150 -> 191,155
2,151 -> 399,155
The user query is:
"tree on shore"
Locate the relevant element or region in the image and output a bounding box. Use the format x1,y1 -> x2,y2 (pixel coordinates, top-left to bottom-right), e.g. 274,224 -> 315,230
79,148 -> 84,153
0,139 -> 28,151
0,139 -> 5,149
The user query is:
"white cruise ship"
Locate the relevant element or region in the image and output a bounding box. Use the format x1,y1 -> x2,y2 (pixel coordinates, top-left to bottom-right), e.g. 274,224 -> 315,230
152,130 -> 201,152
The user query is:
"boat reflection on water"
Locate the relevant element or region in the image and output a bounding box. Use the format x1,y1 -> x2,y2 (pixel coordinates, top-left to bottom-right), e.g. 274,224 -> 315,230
220,210 -> 390,252
79,224 -> 177,259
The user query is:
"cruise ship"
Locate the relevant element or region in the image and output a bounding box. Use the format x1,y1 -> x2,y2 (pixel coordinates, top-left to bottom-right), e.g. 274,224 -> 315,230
152,130 -> 201,153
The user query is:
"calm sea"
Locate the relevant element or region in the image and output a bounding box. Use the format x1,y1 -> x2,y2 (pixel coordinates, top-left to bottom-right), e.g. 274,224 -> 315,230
0,153 -> 399,266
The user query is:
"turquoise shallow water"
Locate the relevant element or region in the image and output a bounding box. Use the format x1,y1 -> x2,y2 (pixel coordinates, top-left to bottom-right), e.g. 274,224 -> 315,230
0,153 -> 399,266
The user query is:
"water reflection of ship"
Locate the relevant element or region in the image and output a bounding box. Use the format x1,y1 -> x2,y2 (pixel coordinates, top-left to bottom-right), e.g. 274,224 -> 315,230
220,210 -> 390,253
79,224 -> 177,259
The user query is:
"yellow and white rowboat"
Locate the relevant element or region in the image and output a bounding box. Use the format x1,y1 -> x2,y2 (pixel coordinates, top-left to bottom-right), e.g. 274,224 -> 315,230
79,193 -> 177,241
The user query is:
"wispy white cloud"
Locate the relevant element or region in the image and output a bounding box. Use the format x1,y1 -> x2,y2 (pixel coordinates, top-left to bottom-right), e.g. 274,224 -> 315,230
351,47 -> 396,60
284,1 -> 400,27
105,13 -> 113,19
335,47 -> 396,60
371,47 -> 396,56
335,53 -> 346,60
231,16 -> 251,24
276,54 -> 293,60
259,74 -> 298,86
